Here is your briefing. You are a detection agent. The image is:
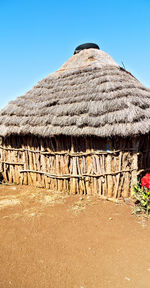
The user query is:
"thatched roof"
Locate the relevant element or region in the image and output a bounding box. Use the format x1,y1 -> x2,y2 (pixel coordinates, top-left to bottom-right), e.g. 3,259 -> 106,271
1,48 -> 150,138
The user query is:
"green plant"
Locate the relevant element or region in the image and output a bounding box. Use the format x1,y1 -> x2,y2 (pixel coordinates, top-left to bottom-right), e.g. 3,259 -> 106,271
132,184 -> 150,215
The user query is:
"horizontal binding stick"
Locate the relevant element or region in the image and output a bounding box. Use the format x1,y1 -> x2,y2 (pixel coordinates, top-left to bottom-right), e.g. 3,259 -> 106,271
137,167 -> 150,175
19,168 -> 138,179
0,161 -> 24,165
0,147 -> 120,156
0,145 -> 138,155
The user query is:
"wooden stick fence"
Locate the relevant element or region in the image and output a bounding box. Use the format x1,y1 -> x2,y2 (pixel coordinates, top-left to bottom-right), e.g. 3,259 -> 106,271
0,134 -> 149,198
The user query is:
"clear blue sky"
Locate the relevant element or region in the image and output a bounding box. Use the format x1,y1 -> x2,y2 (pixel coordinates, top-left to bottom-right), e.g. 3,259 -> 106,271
0,0 -> 150,109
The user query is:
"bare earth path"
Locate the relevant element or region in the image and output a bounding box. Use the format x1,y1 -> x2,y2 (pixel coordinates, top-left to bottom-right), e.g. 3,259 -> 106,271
0,185 -> 150,288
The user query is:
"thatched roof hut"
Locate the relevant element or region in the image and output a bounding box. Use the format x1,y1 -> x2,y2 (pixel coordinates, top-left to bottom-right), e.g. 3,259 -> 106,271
0,44 -> 150,198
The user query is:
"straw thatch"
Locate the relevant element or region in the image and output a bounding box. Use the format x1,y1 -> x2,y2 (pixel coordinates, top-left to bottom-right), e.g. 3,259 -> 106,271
0,48 -> 150,138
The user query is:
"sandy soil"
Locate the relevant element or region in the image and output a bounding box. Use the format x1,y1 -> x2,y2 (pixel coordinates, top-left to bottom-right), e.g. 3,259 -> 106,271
0,185 -> 150,288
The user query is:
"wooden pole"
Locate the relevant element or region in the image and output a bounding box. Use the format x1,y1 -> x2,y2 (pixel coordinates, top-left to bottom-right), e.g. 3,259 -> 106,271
106,140 -> 113,197
131,137 -> 139,188
86,138 -> 92,195
70,137 -> 77,194
114,151 -> 122,198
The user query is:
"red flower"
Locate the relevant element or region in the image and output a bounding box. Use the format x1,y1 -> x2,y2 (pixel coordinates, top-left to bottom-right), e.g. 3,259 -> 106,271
141,173 -> 150,189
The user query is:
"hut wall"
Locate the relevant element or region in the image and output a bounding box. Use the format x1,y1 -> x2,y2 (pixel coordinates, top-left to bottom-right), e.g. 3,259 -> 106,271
0,135 -> 142,198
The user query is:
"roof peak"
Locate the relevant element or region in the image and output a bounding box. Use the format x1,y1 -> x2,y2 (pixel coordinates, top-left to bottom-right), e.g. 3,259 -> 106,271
55,49 -> 118,76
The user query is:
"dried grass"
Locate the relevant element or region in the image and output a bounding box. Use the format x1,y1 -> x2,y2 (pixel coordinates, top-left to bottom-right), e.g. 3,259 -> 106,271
0,185 -> 69,218
0,199 -> 20,209
0,49 -> 150,138
70,196 -> 94,215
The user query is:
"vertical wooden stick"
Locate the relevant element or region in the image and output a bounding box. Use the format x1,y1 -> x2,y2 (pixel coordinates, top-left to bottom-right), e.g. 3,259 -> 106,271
131,137 -> 139,188
86,138 -> 92,195
106,140 -> 113,197
114,151 -> 122,198
70,137 -> 77,194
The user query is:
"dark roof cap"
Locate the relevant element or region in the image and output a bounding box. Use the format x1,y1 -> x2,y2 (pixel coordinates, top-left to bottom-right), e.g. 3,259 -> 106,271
74,43 -> 100,55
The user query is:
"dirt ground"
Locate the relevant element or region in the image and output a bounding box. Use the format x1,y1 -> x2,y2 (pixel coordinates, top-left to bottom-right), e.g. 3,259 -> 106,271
0,185 -> 150,288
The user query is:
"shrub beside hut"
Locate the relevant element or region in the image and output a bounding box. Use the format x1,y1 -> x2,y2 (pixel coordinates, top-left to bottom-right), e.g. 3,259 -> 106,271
0,44 -> 150,199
